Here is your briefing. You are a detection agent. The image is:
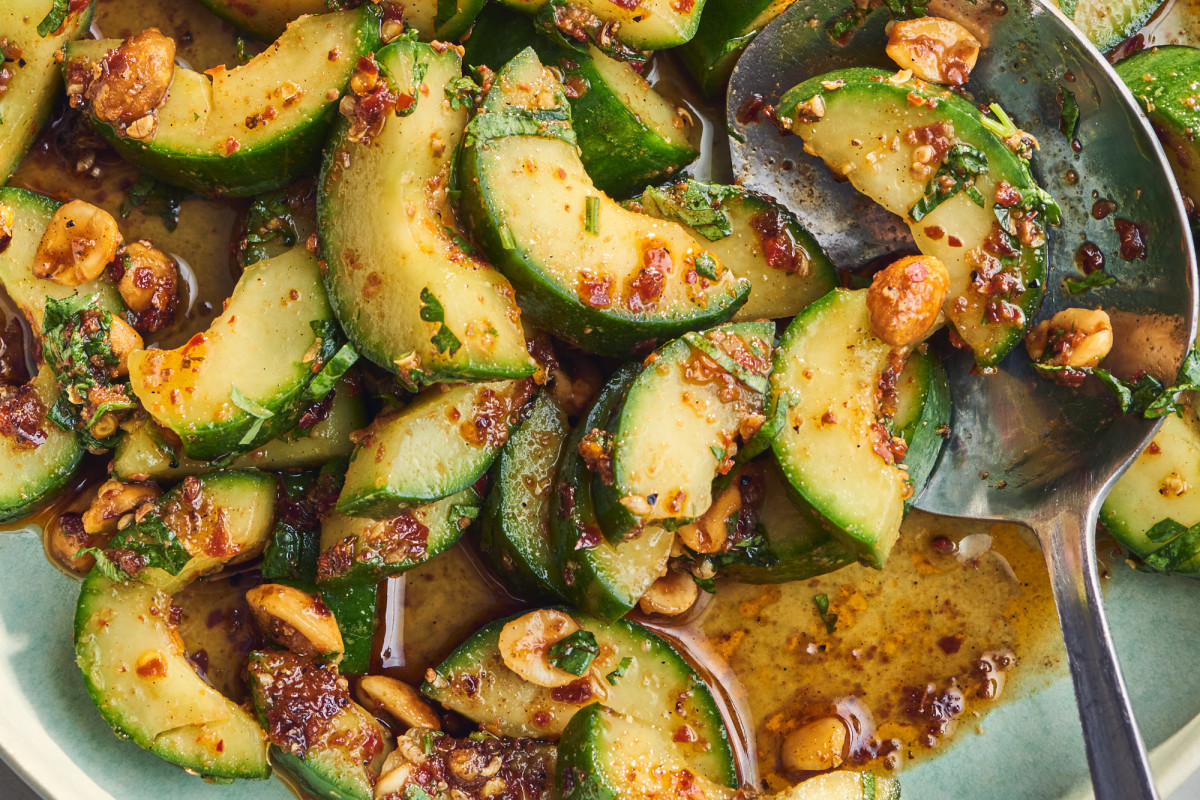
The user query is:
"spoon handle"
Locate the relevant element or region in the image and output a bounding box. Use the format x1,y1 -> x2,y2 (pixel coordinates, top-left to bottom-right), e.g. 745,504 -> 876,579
1038,507 -> 1159,800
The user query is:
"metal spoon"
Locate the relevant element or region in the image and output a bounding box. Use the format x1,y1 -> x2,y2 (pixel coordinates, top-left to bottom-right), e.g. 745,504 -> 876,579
725,1 -> 1198,797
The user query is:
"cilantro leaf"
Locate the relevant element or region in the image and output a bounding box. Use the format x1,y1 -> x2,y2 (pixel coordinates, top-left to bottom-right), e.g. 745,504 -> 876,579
445,75 -> 481,110
419,288 -> 445,323
637,181 -> 736,241
909,144 -> 989,222
36,0 -> 69,37
547,630 -> 600,676
606,656 -> 634,685
1065,271 -> 1115,294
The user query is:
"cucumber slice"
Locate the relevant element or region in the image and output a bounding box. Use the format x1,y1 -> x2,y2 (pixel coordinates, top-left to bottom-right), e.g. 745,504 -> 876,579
0,187 -> 123,328
193,0 -> 325,41
774,771 -> 901,800
64,8 -> 380,196
458,48 -> 749,356
478,391 -> 572,601
629,180 -> 838,322
1101,411 -> 1200,575
593,321 -> 774,541
112,374 -> 366,481
0,0 -> 94,182
317,488 -> 481,588
318,38 -> 533,384
558,704 -> 734,800
495,0 -> 707,49
779,68 -> 1053,367
0,365 -> 85,523
463,6 -> 699,198
717,461 -> 856,584
1116,46 -> 1200,219
74,471 -> 277,780
337,379 -> 533,519
400,0 -> 488,40
678,0 -> 794,98
421,611 -> 737,787
128,246 -> 337,461
247,650 -> 387,800
770,289 -> 909,569
551,366 -> 672,620
1052,0 -> 1166,50
890,346 -> 951,507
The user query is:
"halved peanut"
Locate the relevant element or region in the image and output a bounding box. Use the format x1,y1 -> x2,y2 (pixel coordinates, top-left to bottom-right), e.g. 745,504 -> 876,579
0,203 -> 13,252
677,480 -> 742,554
33,200 -> 122,286
886,17 -> 981,86
117,240 -> 178,313
245,583 -> 345,661
638,569 -> 699,617
373,752 -> 415,800
498,609 -> 583,688
86,29 -> 176,125
108,317 -> 144,376
866,254 -> 950,347
781,716 -> 848,773
359,675 -> 441,730
1025,307 -> 1113,368
81,479 -> 160,536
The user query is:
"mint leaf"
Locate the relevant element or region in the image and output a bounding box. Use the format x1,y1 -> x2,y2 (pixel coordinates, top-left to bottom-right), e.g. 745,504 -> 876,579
547,630 -> 599,676
813,592 -> 838,633
1065,271 -> 1115,294
419,288 -> 445,323
36,0 -> 69,37
638,181 -> 736,241
605,656 -> 633,685
909,144 -> 989,222
229,386 -> 273,419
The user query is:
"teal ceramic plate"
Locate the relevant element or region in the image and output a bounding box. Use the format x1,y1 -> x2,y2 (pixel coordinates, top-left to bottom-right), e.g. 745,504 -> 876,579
1,526 -> 1199,799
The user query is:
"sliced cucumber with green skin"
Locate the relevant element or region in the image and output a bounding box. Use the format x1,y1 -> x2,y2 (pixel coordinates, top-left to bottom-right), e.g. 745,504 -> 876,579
717,461 -> 856,584
890,345 -> 951,508
462,6 -> 699,198
1101,411 -> 1200,575
64,8 -> 380,196
678,0 -> 795,98
403,0 -> 489,40
551,365 -> 672,620
495,0 -> 707,49
779,68 -> 1052,367
337,379 -> 533,519
319,38 -> 533,385
193,0 -> 326,41
629,180 -> 837,322
0,0 -> 95,183
317,488 -> 481,588
478,391 -> 572,601
129,247 -> 337,461
113,374 -> 366,482
0,365 -> 86,523
770,289 -> 909,569
774,771 -> 902,800
74,471 -> 277,780
458,48 -> 749,356
247,650 -> 387,800
0,187 -> 123,328
558,704 -> 734,800
1053,0 -> 1166,51
421,610 -> 737,788
1116,46 -> 1200,219
593,321 -> 774,541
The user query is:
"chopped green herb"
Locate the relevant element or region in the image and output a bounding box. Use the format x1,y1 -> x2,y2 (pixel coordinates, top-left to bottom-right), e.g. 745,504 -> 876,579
547,629 -> 600,676
909,144 -> 989,222
404,785 -> 434,800
980,102 -> 1019,141
694,252 -> 719,281
498,224 -> 516,251
1059,87 -> 1080,139
813,593 -> 838,633
238,191 -> 298,267
229,386 -> 274,419
304,343 -> 358,403
638,181 -> 736,241
606,656 -> 634,685
107,516 -> 193,576
1138,518 -> 1200,574
235,36 -> 252,64
36,0 -> 69,37
585,196 -> 601,236
1065,271 -> 1115,294
422,732 -> 434,755
120,175 -> 191,232
76,547 -> 132,582
682,331 -> 770,395
445,75 -> 481,110
709,445 -> 727,463
450,503 -> 481,521
464,106 -> 576,149
430,325 -> 462,356
420,288 -> 462,355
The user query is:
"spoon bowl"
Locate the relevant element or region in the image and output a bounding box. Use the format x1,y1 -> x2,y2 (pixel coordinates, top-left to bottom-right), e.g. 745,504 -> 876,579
726,2 -> 1198,797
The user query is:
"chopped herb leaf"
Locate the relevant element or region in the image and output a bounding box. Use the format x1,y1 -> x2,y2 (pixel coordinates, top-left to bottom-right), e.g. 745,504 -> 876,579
76,547 -> 132,582
445,75 -> 480,110
463,106 -> 576,149
909,144 -> 989,222
813,592 -> 838,633
1065,271 -> 1115,294
694,252 -> 719,281
430,325 -> 463,356
1059,87 -> 1080,139
638,181 -> 735,241
419,288 -> 445,323
404,786 -> 434,800
121,175 -> 190,232
1138,518 -> 1200,574
229,386 -> 274,419
709,445 -> 726,463
238,190 -> 298,267
585,196 -> 601,236
36,0 -> 69,37
547,629 -> 600,676
682,331 -> 770,395
450,503 -> 481,521
108,516 -> 193,576
606,656 -> 634,685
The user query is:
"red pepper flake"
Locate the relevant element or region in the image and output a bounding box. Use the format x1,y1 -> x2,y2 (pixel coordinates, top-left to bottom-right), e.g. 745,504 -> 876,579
924,225 -> 945,240
750,209 -> 801,272
0,384 -> 47,450
1147,441 -> 1162,455
627,246 -> 669,312
577,270 -> 613,308
947,235 -> 963,247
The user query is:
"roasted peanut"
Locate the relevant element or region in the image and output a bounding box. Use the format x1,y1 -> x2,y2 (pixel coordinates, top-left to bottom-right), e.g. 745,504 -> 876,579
33,200 -> 122,286
358,675 -> 441,730
81,479 -> 160,535
886,17 -> 981,85
107,316 -> 144,375
0,203 -> 13,252
116,239 -> 180,335
781,716 -> 848,773
373,751 -> 415,800
245,583 -> 345,661
866,255 -> 950,347
86,29 -> 176,125
677,481 -> 742,554
638,569 -> 699,617
1024,307 -> 1113,368
498,609 -> 583,688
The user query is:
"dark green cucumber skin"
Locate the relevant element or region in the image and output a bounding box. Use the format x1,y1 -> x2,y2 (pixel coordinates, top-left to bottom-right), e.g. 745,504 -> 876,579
778,68 -> 1048,368
550,365 -> 641,621
678,0 -> 784,98
896,347 -> 951,511
592,321 -> 773,543
66,8 -> 379,197
557,703 -> 618,800
457,48 -> 748,358
478,391 -> 572,601
462,6 -> 698,198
